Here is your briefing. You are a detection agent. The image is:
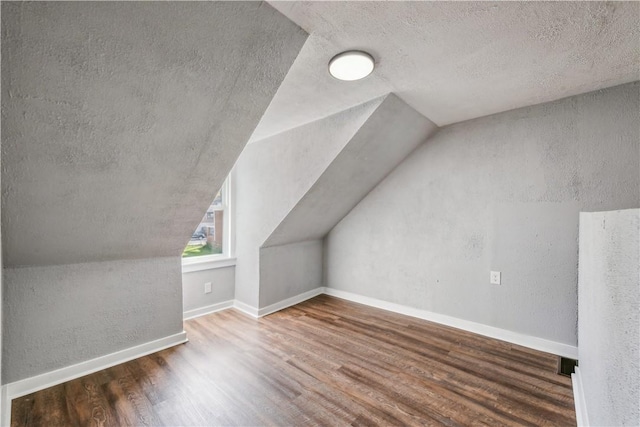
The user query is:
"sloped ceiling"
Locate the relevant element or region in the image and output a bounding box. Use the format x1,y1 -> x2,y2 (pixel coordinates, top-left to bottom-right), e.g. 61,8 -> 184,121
263,94 -> 437,248
251,1 -> 640,141
234,97 -> 387,307
1,2 -> 307,267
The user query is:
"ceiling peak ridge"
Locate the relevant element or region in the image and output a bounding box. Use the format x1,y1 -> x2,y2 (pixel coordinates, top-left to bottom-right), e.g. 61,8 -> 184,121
248,94 -> 390,144
262,94 -> 438,249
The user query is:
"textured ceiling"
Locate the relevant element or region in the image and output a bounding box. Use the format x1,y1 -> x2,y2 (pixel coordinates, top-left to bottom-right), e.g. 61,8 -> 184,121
1,2 -> 306,267
251,1 -> 640,142
263,94 -> 438,248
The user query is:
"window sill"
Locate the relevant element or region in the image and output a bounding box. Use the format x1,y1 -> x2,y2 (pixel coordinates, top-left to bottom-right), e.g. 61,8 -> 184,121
181,256 -> 237,273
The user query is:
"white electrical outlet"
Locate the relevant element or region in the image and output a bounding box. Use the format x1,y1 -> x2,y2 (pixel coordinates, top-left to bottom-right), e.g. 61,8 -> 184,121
204,282 -> 212,294
490,271 -> 501,285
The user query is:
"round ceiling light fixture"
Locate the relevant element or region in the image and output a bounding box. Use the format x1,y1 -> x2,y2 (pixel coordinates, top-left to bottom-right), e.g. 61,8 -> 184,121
328,50 -> 375,81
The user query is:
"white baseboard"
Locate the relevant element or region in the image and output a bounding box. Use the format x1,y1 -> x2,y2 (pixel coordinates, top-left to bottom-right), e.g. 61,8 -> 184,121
1,331 -> 187,427
233,299 -> 259,318
231,287 -> 324,318
183,300 -> 234,320
258,287 -> 324,317
323,287 -> 578,359
2,289 -> 580,426
572,367 -> 589,426
199,288 -> 578,358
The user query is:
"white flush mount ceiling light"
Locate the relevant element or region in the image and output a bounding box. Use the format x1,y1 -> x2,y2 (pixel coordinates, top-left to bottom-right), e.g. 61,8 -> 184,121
329,51 -> 375,81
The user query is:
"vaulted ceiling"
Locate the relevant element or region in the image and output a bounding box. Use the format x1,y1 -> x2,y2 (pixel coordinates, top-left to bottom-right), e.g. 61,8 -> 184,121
1,2 -> 306,267
2,1 -> 638,268
251,1 -> 640,142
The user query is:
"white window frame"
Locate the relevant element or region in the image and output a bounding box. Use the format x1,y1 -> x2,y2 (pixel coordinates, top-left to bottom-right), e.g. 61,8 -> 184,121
182,176 -> 236,273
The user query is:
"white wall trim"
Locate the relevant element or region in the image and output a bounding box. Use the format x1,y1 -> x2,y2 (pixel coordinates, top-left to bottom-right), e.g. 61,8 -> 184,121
189,287 -> 578,358
3,288 -> 581,426
233,300 -> 259,318
323,287 -> 579,359
572,367 -> 589,427
231,288 -> 324,319
1,331 -> 187,427
258,287 -> 324,317
181,257 -> 236,274
183,300 -> 234,320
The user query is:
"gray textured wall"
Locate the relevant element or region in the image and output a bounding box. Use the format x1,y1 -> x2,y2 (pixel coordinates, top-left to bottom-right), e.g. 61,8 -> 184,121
0,1 -> 306,384
233,99 -> 384,308
578,209 -> 639,426
325,82 -> 639,346
182,266 -> 235,313
1,2 -> 306,267
3,257 -> 182,383
259,240 -> 323,307
258,95 -> 436,307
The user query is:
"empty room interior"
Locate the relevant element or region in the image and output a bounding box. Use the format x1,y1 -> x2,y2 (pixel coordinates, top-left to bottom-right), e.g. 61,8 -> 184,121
1,1 -> 639,426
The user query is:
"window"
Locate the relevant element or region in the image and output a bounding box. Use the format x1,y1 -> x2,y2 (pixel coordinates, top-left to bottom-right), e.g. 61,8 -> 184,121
182,177 -> 233,262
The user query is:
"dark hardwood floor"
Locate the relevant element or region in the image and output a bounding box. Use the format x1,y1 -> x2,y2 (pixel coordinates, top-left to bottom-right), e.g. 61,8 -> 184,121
11,295 -> 576,426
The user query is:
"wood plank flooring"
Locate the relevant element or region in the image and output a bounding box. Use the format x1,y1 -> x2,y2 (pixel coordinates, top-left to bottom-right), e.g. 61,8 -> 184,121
11,295 -> 576,426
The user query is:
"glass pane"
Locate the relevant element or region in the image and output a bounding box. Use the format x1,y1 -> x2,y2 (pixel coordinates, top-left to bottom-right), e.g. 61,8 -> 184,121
211,190 -> 223,210
182,189 -> 224,258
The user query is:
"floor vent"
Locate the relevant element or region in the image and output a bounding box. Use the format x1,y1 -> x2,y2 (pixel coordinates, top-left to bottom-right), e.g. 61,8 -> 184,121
557,357 -> 578,376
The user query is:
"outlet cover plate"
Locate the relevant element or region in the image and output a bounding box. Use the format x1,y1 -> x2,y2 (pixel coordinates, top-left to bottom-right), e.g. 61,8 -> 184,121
204,282 -> 212,294
490,271 -> 501,285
